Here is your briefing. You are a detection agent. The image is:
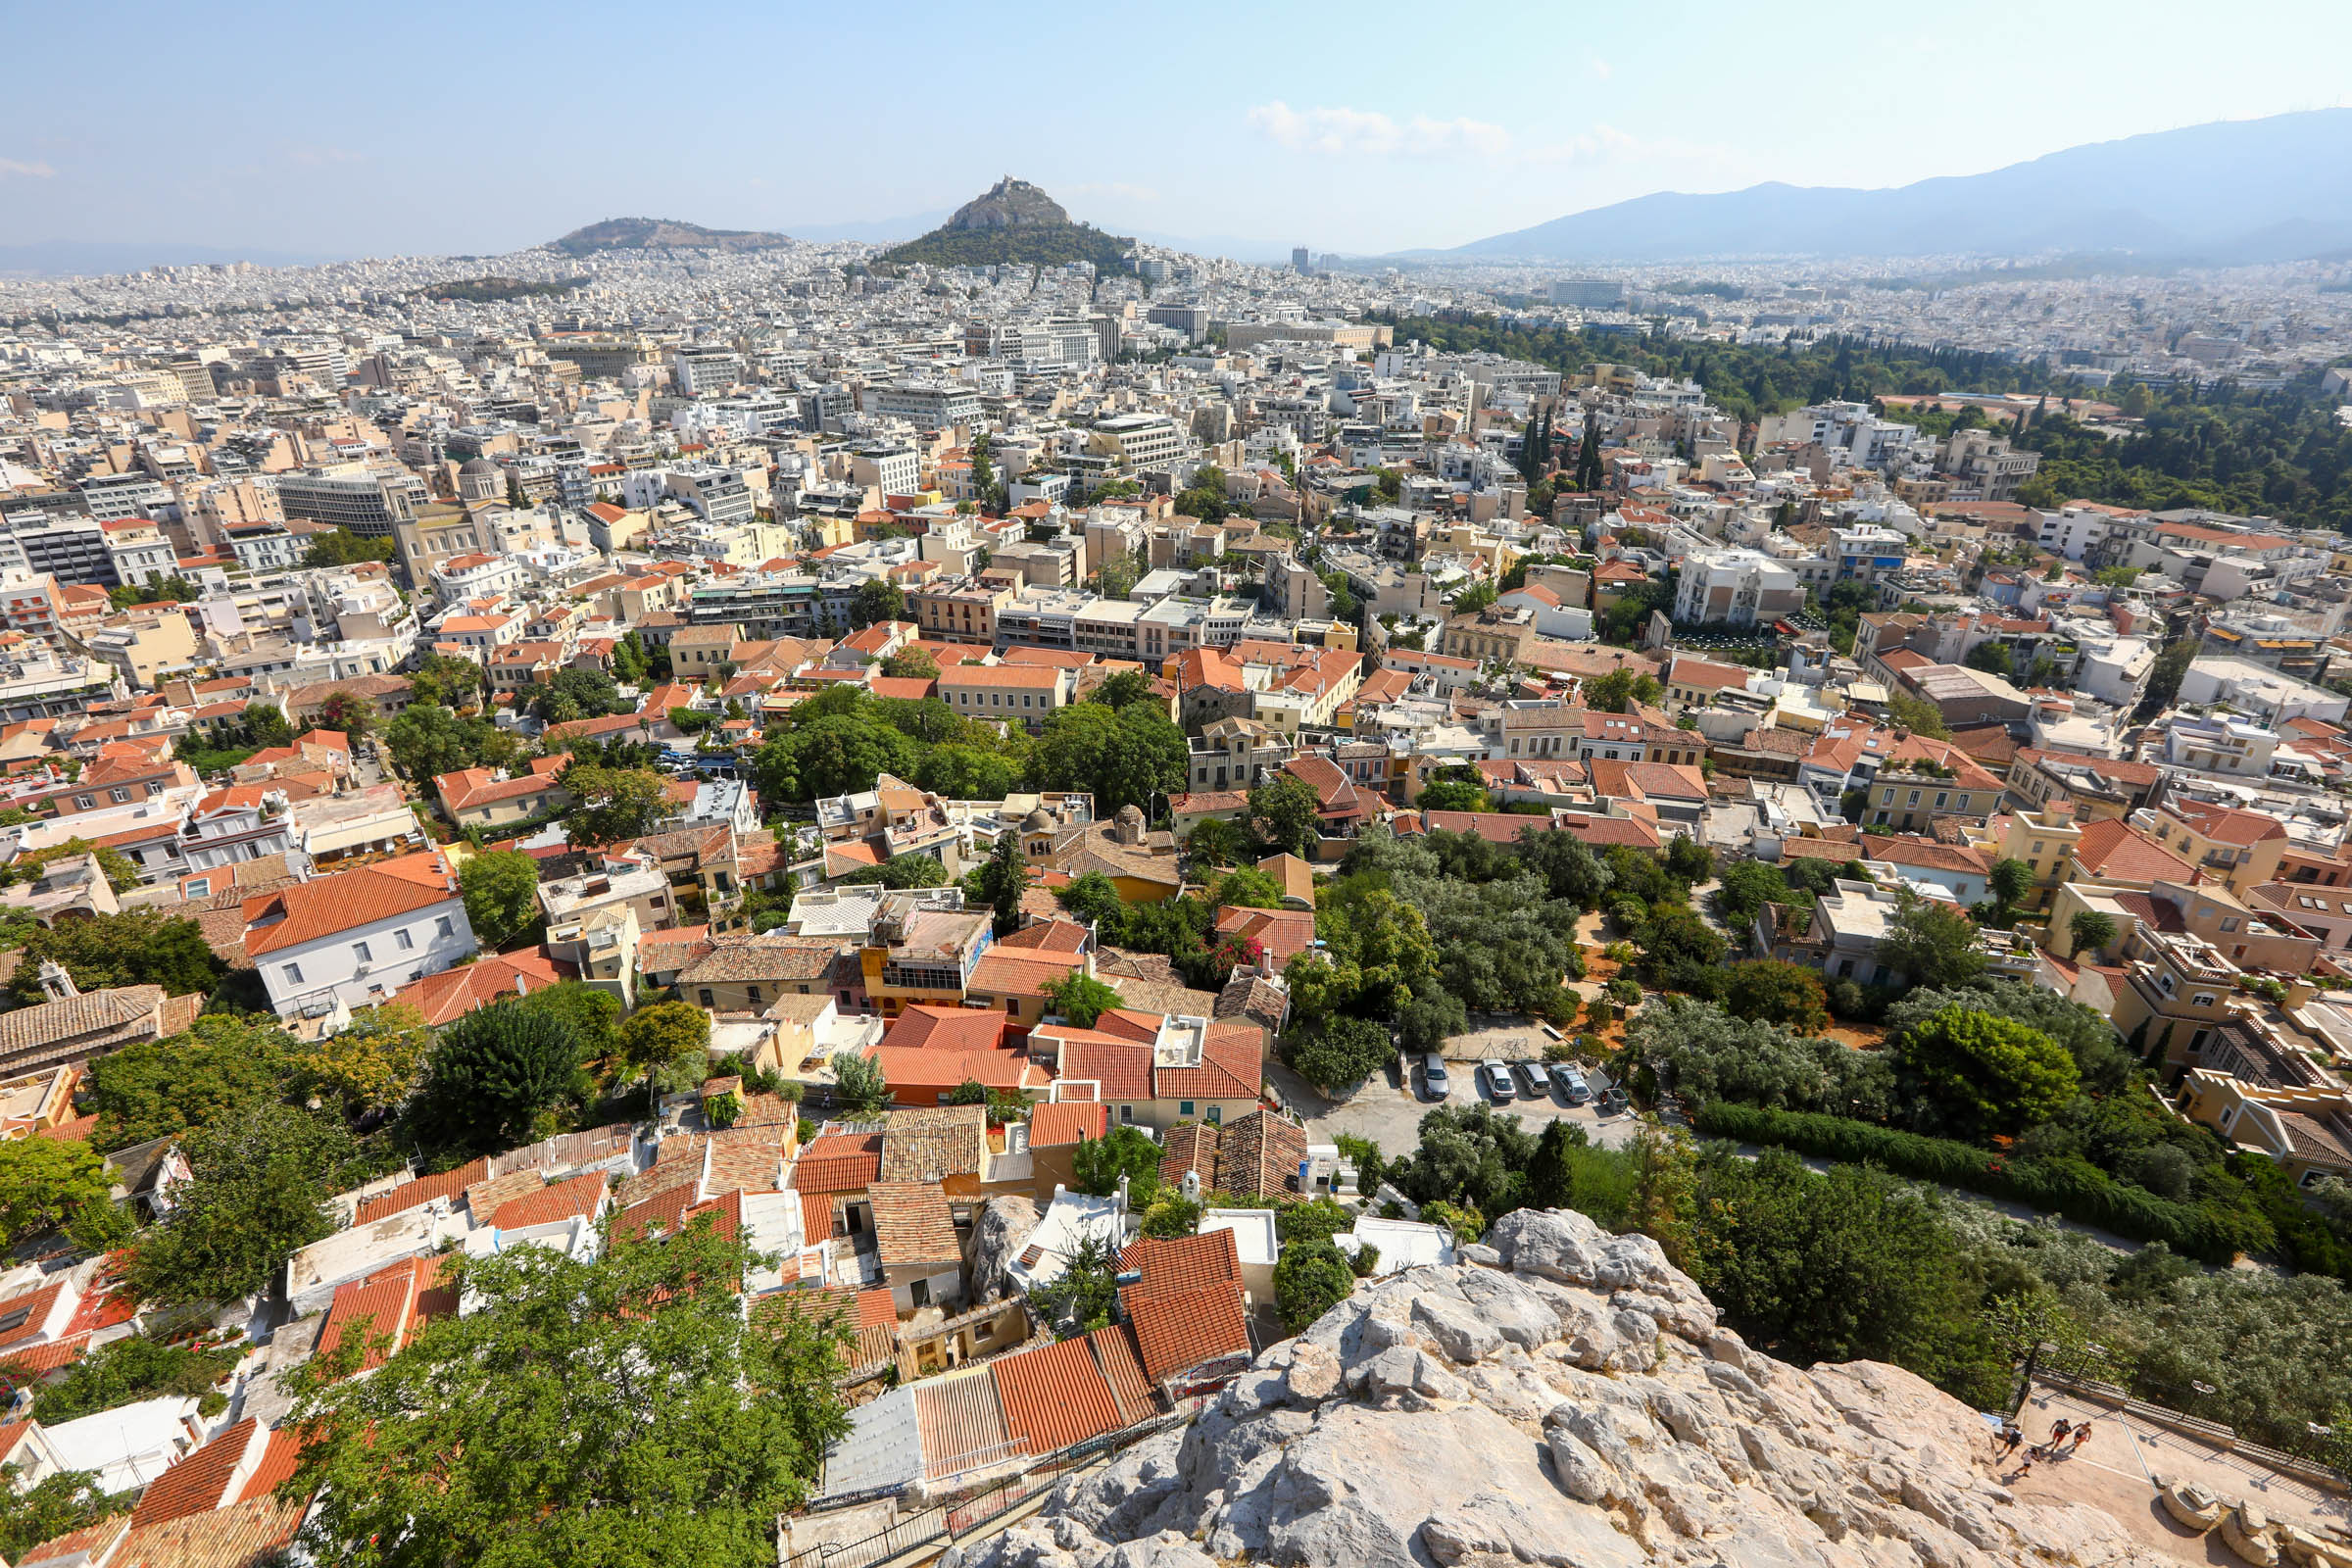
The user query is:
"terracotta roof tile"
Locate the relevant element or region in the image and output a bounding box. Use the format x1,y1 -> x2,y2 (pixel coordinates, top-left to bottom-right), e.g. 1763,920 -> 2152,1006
490,1169 -> 608,1231
355,1157 -> 489,1226
1120,1229 -> 1241,1302
128,1417 -> 259,1529
1124,1281 -> 1250,1384
241,850 -> 462,958
1029,1102 -> 1107,1149
867,1181 -> 960,1267
992,1332 -> 1125,1456
881,1104 -> 988,1182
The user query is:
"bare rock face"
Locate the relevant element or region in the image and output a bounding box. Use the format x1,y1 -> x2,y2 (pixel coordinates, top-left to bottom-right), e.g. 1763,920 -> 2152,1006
967,1196 -> 1043,1302
945,1207 -> 2166,1568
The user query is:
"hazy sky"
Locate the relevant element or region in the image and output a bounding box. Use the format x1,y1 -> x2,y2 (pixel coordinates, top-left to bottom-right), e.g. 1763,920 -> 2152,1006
9,0 -> 2352,260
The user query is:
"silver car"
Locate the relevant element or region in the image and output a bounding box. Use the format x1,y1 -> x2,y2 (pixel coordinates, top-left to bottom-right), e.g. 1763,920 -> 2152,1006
1422,1054 -> 1450,1100
1550,1063 -> 1592,1103
1480,1060 -> 1515,1102
1517,1060 -> 1553,1098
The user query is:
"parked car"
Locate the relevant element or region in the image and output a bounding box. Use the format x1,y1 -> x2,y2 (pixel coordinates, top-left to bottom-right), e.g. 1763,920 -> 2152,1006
1480,1060 -> 1515,1102
1551,1063 -> 1592,1103
1517,1060 -> 1552,1098
1422,1054 -> 1450,1100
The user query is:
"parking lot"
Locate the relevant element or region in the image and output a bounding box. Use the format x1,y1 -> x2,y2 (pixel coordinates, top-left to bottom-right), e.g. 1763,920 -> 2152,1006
1296,1051 -> 1643,1160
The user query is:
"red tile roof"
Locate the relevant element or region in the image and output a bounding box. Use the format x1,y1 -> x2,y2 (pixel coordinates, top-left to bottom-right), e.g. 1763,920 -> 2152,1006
993,1333 -> 1126,1456
1028,1102 -> 1107,1148
1087,1324 -> 1155,1422
2073,817 -> 2198,884
241,850 -> 461,957
354,1157 -> 488,1226
490,1169 -> 608,1231
1124,1281 -> 1250,1384
880,1004 -> 1010,1053
1120,1228 -> 1241,1302
128,1417 -> 260,1529
392,950 -> 564,1025
1057,1040 -> 1153,1101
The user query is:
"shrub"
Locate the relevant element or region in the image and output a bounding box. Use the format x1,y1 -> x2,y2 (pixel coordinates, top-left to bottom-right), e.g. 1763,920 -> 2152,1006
1690,1102 -> 2247,1263
1272,1236 -> 1357,1332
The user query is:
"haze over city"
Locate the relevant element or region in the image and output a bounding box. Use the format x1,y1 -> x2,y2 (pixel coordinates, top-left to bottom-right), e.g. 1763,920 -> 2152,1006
12,0 -> 2352,261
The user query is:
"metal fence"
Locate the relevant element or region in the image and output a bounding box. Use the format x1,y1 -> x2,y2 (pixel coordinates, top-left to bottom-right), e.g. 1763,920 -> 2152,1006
782,1409 -> 1189,1568
2036,1368 -> 2350,1487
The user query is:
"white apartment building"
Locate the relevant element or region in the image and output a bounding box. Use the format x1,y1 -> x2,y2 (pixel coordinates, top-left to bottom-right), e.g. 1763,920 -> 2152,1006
1086,414 -> 1183,472
866,381 -> 981,433
850,447 -> 920,497
1673,549 -> 1804,627
241,850 -> 479,1022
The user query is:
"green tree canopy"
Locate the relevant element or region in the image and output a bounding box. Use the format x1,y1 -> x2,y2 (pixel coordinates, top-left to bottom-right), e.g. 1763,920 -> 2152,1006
1091,668 -> 1156,710
128,1102 -> 362,1304
1886,693 -> 1951,739
561,765 -> 672,848
1054,870 -> 1126,930
1892,1004 -> 2081,1142
0,1471 -> 129,1563
1877,890 -> 1985,989
1041,969 -> 1123,1028
461,849 -> 543,948
850,579 -> 906,628
617,1002 -> 711,1111
1028,702 -> 1187,816
831,1050 -> 890,1117
2070,909 -> 2118,956
881,648 -> 939,681
1208,866 -> 1284,910
1273,1235 -> 1357,1332
83,1012 -> 301,1152
1279,1015 -> 1396,1094
1720,959 -> 1831,1031
1029,1233 -> 1121,1338
412,1002 -> 584,1155
0,1137 -> 112,1244
752,713 -> 920,804
282,1211 -> 850,1566
1070,1124 -> 1161,1200
298,1004 -> 433,1119
1583,667 -> 1663,713
7,908 -> 225,1004
1391,1103 -> 1537,1218
1691,1147 -> 1987,1386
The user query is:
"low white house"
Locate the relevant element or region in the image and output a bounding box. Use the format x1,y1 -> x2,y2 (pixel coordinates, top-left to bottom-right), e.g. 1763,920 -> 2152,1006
240,849 -> 478,1023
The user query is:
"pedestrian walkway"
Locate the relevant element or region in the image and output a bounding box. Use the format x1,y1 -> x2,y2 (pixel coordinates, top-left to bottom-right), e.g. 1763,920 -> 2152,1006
1999,1381 -> 2351,1565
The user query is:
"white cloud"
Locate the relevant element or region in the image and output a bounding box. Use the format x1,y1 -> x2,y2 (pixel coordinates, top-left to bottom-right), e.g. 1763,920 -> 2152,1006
0,158 -> 56,179
1247,101 -> 1511,160
1589,57 -> 1614,79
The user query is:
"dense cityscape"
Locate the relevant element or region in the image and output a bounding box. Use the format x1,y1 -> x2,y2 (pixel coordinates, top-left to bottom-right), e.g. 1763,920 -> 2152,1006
5,104 -> 2352,1568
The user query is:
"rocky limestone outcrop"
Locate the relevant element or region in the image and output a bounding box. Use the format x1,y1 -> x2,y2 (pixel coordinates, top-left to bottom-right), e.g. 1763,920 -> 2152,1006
967,1196 -> 1043,1303
945,1208 -> 2166,1568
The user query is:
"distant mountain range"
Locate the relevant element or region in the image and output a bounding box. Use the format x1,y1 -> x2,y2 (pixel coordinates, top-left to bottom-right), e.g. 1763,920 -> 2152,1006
1449,109 -> 2352,264
548,218 -> 794,256
877,178 -> 1134,270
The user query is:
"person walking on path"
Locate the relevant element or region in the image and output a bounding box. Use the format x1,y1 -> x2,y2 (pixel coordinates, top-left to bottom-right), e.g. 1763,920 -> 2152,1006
1991,1423 -> 2024,1462
2068,1422 -> 2093,1457
2034,1419 -> 2072,1459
